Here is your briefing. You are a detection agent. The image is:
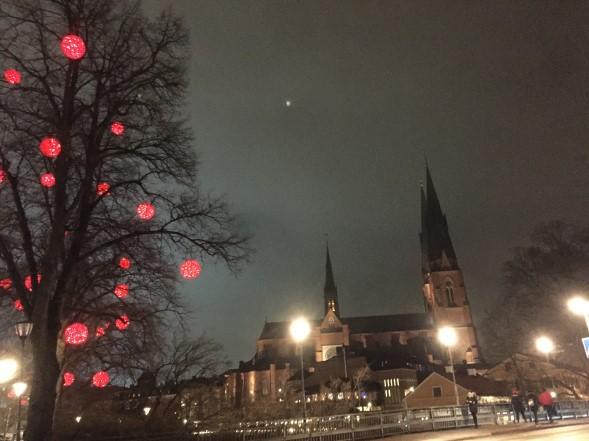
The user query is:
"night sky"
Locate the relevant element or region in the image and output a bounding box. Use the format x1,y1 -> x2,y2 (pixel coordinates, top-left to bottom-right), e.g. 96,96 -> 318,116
143,1 -> 589,365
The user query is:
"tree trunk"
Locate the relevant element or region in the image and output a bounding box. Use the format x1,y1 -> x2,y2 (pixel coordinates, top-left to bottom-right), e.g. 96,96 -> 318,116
24,323 -> 60,441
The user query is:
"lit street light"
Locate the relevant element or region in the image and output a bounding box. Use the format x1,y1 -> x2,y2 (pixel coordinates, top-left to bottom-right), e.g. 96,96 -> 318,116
567,296 -> 589,332
12,382 -> 27,398
535,336 -> 556,391
438,326 -> 460,406
289,317 -> 311,426
0,358 -> 18,384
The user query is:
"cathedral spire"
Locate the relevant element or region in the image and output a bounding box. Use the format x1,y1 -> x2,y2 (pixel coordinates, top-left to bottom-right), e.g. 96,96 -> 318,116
420,164 -> 458,273
324,239 -> 339,316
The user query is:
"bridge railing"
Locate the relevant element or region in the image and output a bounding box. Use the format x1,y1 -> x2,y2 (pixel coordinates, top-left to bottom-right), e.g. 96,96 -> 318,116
88,400 -> 589,441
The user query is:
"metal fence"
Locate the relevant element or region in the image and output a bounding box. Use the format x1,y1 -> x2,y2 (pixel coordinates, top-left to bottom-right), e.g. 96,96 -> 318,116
91,400 -> 589,441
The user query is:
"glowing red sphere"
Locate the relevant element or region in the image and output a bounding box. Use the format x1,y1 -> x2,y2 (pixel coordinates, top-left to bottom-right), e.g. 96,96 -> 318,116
180,259 -> 202,280
0,278 -> 12,290
115,314 -> 130,330
118,257 -> 131,270
64,322 -> 89,345
14,299 -> 23,311
24,274 -> 41,291
136,202 -> 155,220
111,121 -> 125,136
92,371 -> 110,388
39,137 -> 61,158
60,35 -> 86,60
96,326 -> 106,337
4,69 -> 21,85
40,172 -> 56,188
0,170 -> 6,184
114,283 -> 129,299
63,372 -> 75,387
96,182 -> 110,197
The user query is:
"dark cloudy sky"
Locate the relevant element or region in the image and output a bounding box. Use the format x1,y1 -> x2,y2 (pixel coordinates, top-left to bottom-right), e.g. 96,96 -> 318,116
144,0 -> 589,365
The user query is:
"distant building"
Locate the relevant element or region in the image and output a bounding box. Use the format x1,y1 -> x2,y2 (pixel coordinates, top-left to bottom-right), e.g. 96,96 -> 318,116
402,372 -> 510,408
224,166 -> 482,414
485,353 -> 589,399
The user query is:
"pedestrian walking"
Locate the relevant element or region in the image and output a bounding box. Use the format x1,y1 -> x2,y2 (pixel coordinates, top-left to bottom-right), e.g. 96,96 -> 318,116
527,392 -> 539,424
466,391 -> 479,428
511,387 -> 527,423
538,388 -> 555,423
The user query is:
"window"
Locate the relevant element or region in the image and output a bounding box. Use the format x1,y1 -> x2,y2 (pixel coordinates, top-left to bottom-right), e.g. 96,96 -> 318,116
445,281 -> 456,306
433,387 -> 442,398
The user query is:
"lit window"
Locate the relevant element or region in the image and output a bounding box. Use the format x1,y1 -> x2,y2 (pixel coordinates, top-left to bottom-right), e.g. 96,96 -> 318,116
445,281 -> 456,306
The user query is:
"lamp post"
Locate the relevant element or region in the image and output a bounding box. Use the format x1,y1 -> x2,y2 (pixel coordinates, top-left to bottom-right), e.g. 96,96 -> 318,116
289,317 -> 311,428
438,326 -> 460,406
14,321 -> 33,441
535,336 -> 556,391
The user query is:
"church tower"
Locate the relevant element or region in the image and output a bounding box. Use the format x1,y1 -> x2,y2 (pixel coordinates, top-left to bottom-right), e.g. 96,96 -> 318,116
420,165 -> 481,363
324,242 -> 340,316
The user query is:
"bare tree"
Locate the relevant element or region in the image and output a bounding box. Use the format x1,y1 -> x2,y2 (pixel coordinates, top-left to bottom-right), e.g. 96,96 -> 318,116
0,1 -> 249,440
484,221 -> 589,370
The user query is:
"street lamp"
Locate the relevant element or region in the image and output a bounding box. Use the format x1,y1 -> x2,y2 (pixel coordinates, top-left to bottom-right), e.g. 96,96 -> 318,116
438,326 -> 460,406
14,320 -> 32,441
0,359 -> 18,384
289,317 -> 311,425
12,382 -> 27,398
567,296 -> 589,332
535,336 -> 556,391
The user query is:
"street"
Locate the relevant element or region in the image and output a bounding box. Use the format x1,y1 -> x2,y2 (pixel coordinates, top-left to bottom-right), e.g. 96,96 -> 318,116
392,422 -> 589,441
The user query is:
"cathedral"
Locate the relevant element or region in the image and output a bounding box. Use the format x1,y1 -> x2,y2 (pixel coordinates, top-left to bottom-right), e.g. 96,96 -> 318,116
224,166 -> 482,410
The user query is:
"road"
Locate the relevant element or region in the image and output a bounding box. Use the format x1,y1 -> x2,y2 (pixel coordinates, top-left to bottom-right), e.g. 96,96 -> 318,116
393,422 -> 589,441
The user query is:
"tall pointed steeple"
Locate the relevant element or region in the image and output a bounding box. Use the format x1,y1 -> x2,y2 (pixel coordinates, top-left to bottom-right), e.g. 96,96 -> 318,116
420,164 -> 458,273
324,240 -> 339,316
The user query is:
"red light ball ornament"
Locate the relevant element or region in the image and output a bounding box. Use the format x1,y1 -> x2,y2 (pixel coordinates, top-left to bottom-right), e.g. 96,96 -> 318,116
60,35 -> 86,60
96,326 -> 106,337
118,257 -> 131,270
24,274 -> 41,291
0,278 -> 12,290
115,314 -> 130,330
39,137 -> 61,158
136,202 -> 155,221
14,299 -> 23,311
63,372 -> 75,387
92,371 -> 110,388
111,121 -> 125,136
96,182 -> 110,196
4,69 -> 21,85
0,170 -> 6,184
114,283 -> 129,299
40,172 -> 56,188
64,322 -> 88,345
180,259 -> 202,280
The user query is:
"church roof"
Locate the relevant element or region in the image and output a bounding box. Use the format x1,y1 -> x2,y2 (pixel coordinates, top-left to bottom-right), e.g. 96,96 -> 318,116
258,320 -> 321,340
342,313 -> 432,333
258,313 -> 431,340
